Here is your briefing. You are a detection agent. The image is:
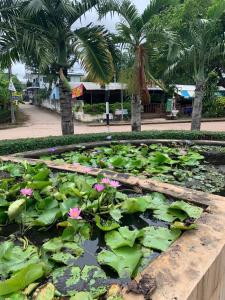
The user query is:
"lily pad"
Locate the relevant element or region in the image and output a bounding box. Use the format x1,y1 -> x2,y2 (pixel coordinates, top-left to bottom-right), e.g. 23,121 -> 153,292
95,216 -> 120,231
0,241 -> 40,279
105,227 -> 140,249
52,265 -> 107,297
169,201 -> 203,219
0,263 -> 45,296
121,197 -> 150,213
97,246 -> 142,278
8,199 -> 26,221
140,227 -> 181,251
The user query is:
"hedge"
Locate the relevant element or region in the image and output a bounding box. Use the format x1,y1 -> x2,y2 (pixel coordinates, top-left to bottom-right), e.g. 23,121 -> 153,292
0,130 -> 225,156
0,110 -> 11,124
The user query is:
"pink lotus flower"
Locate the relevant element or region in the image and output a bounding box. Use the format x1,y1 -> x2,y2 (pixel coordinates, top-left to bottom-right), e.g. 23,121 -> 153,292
20,188 -> 33,197
109,180 -> 121,188
94,184 -> 105,192
83,166 -> 93,174
101,178 -> 111,184
68,207 -> 82,219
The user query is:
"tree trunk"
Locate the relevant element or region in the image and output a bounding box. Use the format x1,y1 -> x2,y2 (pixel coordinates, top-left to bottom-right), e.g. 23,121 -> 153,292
137,45 -> 150,105
59,68 -> 74,135
131,94 -> 142,132
191,81 -> 204,131
8,66 -> 16,124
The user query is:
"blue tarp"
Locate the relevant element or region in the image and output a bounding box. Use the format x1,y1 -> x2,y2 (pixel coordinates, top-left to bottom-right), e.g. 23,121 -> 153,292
181,90 -> 191,98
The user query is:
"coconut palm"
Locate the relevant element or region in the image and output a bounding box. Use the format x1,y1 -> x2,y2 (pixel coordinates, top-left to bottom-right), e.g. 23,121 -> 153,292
23,0 -> 114,135
98,0 -> 178,131
167,17 -> 225,130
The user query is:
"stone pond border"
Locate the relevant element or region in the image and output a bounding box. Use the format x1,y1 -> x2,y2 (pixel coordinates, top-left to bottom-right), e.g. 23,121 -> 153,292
1,153 -> 225,300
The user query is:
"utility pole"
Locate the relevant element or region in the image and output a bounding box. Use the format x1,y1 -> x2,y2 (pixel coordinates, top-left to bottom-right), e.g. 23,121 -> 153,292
105,84 -> 111,139
8,66 -> 16,124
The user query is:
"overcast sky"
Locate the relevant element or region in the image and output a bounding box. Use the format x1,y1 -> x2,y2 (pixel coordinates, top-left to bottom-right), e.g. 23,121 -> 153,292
12,0 -> 150,81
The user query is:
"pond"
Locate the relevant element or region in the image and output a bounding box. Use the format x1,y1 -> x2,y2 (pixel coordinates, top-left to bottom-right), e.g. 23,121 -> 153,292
0,161 -> 203,299
38,143 -> 225,194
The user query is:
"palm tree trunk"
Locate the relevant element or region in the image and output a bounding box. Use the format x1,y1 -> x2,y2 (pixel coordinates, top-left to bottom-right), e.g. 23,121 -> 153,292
191,81 -> 204,131
131,94 -> 141,132
59,68 -> 74,135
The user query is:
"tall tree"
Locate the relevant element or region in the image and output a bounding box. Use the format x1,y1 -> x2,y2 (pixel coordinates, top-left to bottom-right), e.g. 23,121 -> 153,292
23,0 -> 114,135
99,0 -> 178,132
167,15 -> 225,130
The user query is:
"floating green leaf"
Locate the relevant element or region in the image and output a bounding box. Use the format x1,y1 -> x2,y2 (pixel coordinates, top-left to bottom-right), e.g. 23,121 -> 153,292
8,199 -> 26,221
109,208 -> 122,222
140,227 -> 181,251
105,227 -> 140,249
169,201 -> 203,219
171,221 -> 197,230
153,207 -> 187,222
95,216 -> 120,231
52,265 -> 107,297
0,241 -> 40,278
97,246 -> 142,278
34,208 -> 61,226
0,263 -> 45,296
122,197 -> 150,213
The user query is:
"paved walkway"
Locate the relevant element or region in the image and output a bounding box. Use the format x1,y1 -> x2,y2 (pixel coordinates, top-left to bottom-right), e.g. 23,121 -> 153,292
0,104 -> 225,140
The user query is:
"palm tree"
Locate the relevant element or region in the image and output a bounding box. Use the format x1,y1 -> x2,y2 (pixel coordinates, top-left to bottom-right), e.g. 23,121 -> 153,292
167,17 -> 225,131
98,0 -> 178,131
23,0 -> 114,135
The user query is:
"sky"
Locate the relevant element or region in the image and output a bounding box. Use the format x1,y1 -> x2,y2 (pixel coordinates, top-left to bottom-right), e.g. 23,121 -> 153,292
12,0 -> 150,81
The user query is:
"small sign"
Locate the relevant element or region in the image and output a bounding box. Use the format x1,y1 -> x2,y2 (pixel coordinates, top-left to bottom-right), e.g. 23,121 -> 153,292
72,84 -> 84,99
8,80 -> 16,92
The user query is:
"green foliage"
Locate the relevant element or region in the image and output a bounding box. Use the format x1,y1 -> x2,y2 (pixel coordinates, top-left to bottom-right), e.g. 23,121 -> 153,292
52,265 -> 107,297
105,227 -> 141,249
0,109 -> 11,123
140,227 -> 181,251
2,130 -> 225,156
0,263 -> 45,296
82,101 -> 131,116
0,241 -> 40,279
97,246 -> 142,278
43,143 -> 223,193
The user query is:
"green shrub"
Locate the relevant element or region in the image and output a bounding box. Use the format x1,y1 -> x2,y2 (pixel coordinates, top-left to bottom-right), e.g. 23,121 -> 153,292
83,102 -> 131,116
0,130 -> 225,156
203,96 -> 225,118
0,110 -> 11,123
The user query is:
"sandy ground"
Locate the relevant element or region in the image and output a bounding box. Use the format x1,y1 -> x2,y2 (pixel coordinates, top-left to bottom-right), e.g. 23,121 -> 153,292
0,104 -> 225,141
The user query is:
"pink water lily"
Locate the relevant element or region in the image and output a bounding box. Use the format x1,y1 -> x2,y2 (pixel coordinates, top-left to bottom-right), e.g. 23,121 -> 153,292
20,188 -> 33,197
68,207 -> 82,219
101,178 -> 111,184
94,184 -> 105,192
109,180 -> 121,188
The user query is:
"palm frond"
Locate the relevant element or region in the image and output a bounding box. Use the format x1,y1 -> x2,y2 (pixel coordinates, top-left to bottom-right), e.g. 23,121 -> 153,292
141,0 -> 179,25
73,24 -> 114,83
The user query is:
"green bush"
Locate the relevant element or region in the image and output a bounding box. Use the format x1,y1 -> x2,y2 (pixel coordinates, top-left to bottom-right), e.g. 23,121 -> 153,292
0,130 -> 225,156
203,96 -> 225,118
83,101 -> 131,116
0,110 -> 11,123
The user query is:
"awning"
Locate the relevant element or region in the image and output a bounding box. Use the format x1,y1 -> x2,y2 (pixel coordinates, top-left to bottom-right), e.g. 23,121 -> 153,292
177,90 -> 195,99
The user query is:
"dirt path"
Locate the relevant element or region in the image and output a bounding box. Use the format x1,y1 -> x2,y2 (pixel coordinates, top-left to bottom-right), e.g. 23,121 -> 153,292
0,104 -> 225,141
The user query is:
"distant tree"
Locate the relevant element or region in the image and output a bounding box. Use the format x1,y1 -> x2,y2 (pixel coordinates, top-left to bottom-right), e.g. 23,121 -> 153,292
167,17 -> 225,130
23,0 -> 114,135
99,0 -> 178,131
